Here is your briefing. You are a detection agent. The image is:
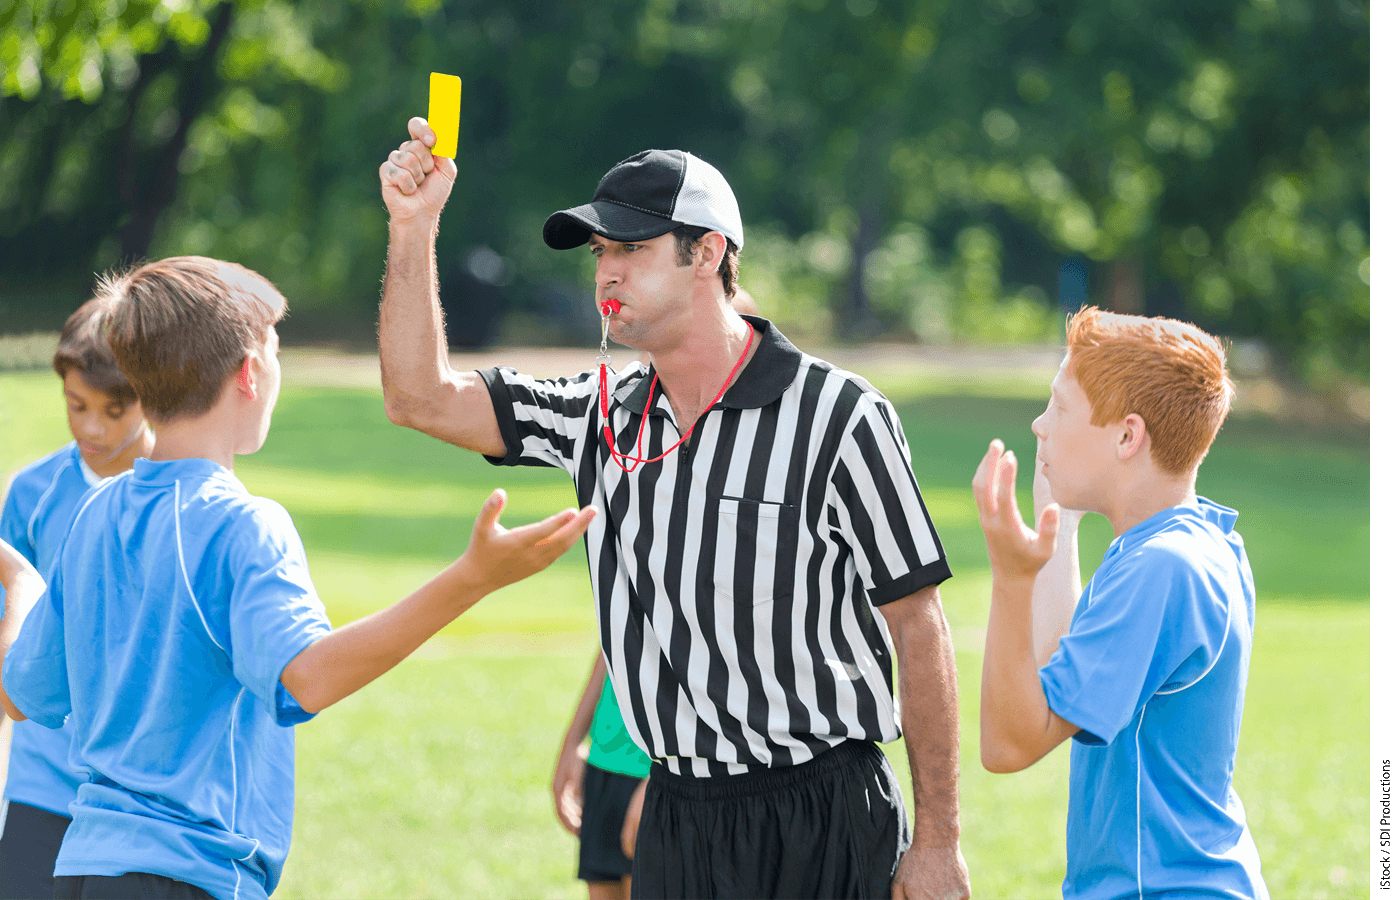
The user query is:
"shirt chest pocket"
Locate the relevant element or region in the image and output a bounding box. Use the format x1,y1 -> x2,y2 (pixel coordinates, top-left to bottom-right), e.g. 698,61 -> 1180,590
708,496 -> 798,608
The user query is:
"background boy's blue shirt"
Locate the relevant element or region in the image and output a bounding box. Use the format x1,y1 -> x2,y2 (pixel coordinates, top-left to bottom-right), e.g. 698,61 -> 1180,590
2,457 -> 332,900
0,442 -> 97,816
1038,498 -> 1268,900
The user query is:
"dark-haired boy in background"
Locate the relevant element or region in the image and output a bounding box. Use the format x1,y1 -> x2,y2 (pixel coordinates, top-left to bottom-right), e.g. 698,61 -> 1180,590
0,297 -> 155,900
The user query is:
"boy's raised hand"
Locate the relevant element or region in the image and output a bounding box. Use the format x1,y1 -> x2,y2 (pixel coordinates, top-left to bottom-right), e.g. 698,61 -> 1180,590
455,490 -> 597,595
972,440 -> 1059,581
0,538 -> 41,595
0,537 -> 44,721
380,117 -> 457,223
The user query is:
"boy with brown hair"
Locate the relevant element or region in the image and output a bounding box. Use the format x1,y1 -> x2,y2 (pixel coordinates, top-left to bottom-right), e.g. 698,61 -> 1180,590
974,306 -> 1268,898
0,296 -> 155,900
0,256 -> 595,900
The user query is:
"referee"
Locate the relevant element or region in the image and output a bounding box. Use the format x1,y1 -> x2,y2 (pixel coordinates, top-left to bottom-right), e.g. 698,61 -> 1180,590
378,119 -> 971,900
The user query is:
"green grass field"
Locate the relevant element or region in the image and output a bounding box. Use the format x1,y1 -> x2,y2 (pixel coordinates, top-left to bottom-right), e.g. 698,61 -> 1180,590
0,354 -> 1369,899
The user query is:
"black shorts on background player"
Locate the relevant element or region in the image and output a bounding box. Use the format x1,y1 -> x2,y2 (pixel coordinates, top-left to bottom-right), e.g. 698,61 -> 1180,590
53,872 -> 215,900
0,800 -> 72,900
630,741 -> 910,899
579,763 -> 644,883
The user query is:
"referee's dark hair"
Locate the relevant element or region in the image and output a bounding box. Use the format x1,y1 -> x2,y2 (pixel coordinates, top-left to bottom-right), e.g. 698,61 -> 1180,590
672,224 -> 739,299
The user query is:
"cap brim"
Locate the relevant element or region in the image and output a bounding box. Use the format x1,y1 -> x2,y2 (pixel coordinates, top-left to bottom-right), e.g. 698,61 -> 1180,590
542,201 -> 679,250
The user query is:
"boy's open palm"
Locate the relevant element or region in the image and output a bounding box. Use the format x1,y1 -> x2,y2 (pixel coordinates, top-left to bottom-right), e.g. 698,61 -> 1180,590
458,490 -> 597,594
972,440 -> 1059,580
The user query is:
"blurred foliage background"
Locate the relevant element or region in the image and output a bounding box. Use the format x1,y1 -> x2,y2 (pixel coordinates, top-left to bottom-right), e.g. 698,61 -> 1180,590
0,0 -> 1369,392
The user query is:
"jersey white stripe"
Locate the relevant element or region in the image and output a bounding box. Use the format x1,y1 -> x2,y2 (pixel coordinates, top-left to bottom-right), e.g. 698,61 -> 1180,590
488,334 -> 948,775
173,481 -> 229,654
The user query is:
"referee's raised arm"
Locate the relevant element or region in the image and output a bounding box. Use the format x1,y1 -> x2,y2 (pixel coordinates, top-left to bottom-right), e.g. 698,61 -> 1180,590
378,117 -> 506,458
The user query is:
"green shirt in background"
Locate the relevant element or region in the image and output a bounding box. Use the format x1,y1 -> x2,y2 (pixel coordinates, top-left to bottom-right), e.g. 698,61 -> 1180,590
587,676 -> 652,778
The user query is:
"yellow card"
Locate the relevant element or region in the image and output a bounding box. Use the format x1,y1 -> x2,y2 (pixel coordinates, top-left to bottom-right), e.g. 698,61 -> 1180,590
428,73 -> 461,159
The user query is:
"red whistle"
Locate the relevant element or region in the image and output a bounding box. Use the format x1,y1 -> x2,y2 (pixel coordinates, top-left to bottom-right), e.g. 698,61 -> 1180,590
601,299 -> 621,316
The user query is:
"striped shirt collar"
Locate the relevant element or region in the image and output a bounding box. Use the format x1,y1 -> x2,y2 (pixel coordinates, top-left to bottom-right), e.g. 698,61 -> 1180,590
614,315 -> 802,414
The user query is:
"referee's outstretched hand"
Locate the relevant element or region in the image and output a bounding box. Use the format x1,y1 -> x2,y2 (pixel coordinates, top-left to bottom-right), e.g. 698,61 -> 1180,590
455,490 -> 597,596
972,439 -> 1058,582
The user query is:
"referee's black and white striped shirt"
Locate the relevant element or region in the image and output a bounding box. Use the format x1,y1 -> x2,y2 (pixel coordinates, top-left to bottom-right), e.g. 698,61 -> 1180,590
480,317 -> 951,777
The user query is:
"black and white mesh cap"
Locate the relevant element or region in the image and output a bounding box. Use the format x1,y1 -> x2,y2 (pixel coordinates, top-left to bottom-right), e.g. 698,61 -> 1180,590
543,149 -> 744,251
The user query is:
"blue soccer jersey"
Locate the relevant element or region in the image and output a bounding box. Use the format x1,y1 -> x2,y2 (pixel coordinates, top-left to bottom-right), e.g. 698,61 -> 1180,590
3,457 -> 332,900
0,442 -> 100,818
1039,497 -> 1268,900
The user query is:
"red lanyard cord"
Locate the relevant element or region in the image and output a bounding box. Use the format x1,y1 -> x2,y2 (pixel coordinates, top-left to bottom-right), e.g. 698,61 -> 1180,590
598,320 -> 756,472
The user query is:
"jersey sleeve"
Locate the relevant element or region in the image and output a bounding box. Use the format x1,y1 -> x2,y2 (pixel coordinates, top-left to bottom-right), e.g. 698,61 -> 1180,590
1,557 -> 71,729
1039,542 -> 1231,745
827,391 -> 951,606
226,500 -> 333,727
478,366 -> 601,473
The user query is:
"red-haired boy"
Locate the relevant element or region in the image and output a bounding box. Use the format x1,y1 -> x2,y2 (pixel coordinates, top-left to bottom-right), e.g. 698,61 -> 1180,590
974,306 -> 1268,899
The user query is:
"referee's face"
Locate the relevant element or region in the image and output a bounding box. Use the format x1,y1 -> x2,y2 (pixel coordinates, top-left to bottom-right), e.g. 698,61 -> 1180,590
1031,359 -> 1117,512
590,233 -> 694,350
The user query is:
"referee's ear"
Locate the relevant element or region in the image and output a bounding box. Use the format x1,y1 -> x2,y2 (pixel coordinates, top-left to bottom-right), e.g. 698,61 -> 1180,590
693,231 -> 727,280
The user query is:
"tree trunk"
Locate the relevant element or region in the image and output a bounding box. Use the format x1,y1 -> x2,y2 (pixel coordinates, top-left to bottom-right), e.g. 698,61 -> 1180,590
840,199 -> 883,340
118,1 -> 236,260
1107,256 -> 1144,315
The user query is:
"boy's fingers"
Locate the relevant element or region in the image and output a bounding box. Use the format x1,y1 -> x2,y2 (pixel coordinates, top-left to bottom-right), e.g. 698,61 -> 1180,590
972,440 -> 1003,516
536,505 -> 597,548
1036,503 -> 1061,553
473,489 -> 507,538
506,507 -> 579,547
994,449 -> 1020,525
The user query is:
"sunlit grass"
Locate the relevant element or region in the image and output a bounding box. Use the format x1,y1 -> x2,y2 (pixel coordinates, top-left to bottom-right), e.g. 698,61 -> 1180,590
0,357 -> 1368,899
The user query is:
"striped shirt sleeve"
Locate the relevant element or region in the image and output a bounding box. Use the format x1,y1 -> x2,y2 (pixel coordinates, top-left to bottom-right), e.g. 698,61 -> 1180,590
827,391 -> 950,606
478,366 -> 604,473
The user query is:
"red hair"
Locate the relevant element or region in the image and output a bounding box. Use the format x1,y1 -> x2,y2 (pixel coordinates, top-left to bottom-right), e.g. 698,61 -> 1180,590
1066,306 -> 1234,476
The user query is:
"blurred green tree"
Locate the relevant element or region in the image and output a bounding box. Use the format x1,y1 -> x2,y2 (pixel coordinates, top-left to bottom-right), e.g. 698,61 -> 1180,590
0,0 -> 1367,385
0,0 -> 344,329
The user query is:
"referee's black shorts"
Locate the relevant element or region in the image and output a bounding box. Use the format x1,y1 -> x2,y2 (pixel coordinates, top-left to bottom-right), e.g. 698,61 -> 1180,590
630,740 -> 911,900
